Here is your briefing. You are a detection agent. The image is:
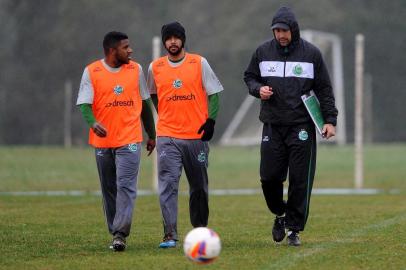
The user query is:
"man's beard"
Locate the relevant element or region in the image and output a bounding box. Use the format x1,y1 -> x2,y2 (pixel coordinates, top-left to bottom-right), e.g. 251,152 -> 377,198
277,38 -> 291,47
166,45 -> 182,57
115,55 -> 130,66
118,59 -> 129,65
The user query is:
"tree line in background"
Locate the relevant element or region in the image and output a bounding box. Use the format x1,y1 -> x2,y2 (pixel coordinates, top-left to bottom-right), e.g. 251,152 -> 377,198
0,0 -> 405,144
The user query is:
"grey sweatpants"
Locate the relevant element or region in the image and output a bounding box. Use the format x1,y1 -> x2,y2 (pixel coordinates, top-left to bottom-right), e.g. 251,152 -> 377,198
157,137 -> 209,241
95,143 -> 141,238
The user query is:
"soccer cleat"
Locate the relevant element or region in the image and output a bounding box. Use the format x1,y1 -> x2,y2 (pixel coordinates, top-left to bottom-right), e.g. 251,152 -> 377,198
272,215 -> 286,242
159,235 -> 176,248
159,239 -> 176,248
112,234 -> 127,251
287,231 -> 301,246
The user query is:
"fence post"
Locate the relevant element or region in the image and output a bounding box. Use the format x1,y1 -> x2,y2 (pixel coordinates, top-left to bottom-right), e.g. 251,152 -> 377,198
152,36 -> 160,192
354,34 -> 364,189
64,80 -> 72,148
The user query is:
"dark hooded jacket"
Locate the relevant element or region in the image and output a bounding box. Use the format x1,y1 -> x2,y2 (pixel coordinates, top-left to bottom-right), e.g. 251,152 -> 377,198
244,7 -> 338,126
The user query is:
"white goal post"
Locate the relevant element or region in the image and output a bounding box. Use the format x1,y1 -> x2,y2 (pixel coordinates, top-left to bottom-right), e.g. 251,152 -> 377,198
220,29 -> 347,146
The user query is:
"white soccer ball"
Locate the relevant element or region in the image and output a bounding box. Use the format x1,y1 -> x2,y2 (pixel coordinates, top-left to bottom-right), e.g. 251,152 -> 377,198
183,227 -> 221,264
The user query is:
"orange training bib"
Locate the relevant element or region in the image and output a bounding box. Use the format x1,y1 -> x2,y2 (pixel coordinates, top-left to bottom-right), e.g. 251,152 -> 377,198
88,60 -> 143,147
152,54 -> 208,139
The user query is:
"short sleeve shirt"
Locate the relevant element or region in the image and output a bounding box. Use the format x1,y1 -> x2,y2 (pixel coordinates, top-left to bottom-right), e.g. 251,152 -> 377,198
147,56 -> 223,95
77,59 -> 150,105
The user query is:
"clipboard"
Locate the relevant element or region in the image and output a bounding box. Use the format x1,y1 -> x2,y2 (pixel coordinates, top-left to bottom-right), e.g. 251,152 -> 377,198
301,90 -> 325,136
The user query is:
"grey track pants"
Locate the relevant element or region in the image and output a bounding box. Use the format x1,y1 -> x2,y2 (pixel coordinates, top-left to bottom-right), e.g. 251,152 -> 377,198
95,143 -> 141,238
157,137 -> 209,241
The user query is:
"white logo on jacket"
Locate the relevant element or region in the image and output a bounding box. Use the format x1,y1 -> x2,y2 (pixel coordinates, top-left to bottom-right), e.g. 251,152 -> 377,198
285,62 -> 314,79
259,61 -> 284,77
259,61 -> 314,79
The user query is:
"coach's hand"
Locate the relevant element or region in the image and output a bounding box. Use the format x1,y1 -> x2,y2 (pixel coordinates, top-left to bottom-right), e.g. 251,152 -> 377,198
322,124 -> 336,139
146,138 -> 156,156
198,118 -> 215,141
259,86 -> 273,100
92,122 -> 107,137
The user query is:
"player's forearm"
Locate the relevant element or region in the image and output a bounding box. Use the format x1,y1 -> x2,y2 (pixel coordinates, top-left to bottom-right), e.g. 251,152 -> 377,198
208,93 -> 220,120
150,94 -> 158,112
141,99 -> 156,139
79,104 -> 96,127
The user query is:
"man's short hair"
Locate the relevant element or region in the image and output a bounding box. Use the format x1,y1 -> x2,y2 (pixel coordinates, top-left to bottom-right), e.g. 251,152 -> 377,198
103,31 -> 128,55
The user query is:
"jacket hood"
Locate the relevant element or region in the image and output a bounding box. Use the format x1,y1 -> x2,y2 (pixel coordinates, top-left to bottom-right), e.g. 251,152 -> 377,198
271,7 -> 300,50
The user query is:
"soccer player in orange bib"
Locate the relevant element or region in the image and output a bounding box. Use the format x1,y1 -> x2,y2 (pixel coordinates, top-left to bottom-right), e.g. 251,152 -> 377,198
76,31 -> 156,251
147,22 -> 224,248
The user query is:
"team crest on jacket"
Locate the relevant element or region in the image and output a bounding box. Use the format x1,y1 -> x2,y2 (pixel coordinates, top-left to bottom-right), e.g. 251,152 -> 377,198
172,79 -> 182,89
113,85 -> 124,95
293,64 -> 303,76
298,129 -> 308,141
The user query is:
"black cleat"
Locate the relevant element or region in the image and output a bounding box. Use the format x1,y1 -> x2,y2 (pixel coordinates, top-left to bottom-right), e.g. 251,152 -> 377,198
272,216 -> 286,242
112,234 -> 126,251
287,231 -> 301,246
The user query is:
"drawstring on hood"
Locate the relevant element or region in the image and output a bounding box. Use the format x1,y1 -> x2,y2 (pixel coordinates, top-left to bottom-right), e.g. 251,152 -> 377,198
271,6 -> 300,55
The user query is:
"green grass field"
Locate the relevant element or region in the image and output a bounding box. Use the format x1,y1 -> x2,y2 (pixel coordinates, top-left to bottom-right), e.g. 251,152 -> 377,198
1,144 -> 405,191
0,144 -> 405,269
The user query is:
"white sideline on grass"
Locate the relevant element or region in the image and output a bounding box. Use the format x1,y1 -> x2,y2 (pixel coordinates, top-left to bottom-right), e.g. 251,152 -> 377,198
0,188 -> 400,196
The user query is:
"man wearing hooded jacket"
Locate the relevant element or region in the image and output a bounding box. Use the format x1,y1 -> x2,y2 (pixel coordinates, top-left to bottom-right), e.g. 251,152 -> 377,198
244,7 -> 338,246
